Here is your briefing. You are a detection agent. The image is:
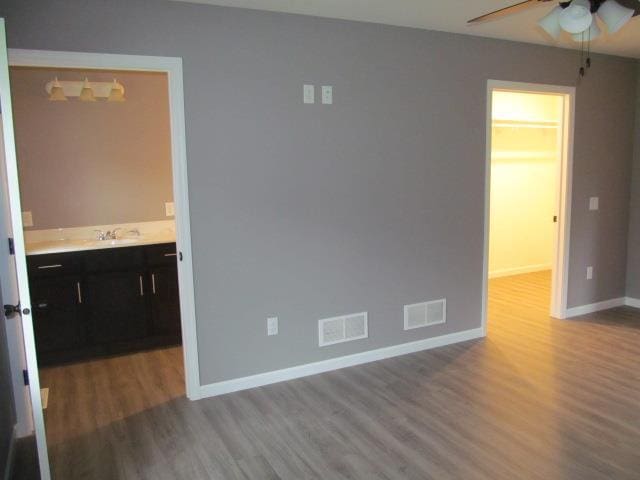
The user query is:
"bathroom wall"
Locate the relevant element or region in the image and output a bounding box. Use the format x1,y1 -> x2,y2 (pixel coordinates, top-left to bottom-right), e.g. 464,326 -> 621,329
10,67 -> 174,230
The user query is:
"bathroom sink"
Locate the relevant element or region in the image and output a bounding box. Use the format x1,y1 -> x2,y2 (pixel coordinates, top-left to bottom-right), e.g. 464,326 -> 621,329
85,238 -> 141,247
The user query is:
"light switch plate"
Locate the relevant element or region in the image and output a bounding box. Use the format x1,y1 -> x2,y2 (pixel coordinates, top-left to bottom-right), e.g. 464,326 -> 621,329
321,85 -> 333,104
589,197 -> 599,211
587,266 -> 593,280
303,84 -> 315,104
165,202 -> 175,216
22,211 -> 33,227
267,317 -> 278,336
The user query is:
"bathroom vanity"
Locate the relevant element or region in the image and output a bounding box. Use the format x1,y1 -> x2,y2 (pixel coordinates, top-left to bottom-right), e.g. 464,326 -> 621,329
27,241 -> 181,366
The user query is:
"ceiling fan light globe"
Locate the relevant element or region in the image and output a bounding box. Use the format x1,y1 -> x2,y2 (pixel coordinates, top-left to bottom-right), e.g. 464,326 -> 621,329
571,14 -> 602,41
596,0 -> 634,33
538,6 -> 563,39
559,0 -> 593,34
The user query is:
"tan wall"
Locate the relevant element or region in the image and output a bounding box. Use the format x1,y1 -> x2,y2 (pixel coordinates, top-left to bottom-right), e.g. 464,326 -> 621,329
11,67 -> 173,230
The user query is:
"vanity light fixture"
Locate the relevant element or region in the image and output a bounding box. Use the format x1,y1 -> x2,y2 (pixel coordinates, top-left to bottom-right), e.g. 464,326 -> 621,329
48,77 -> 67,101
107,79 -> 125,102
78,78 -> 96,102
45,77 -> 126,102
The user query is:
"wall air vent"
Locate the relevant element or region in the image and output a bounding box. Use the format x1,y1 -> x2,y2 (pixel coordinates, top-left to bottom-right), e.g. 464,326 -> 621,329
318,312 -> 368,347
404,298 -> 446,330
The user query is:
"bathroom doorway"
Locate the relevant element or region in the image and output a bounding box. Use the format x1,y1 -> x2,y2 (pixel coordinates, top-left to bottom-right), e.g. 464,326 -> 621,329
1,48 -> 199,479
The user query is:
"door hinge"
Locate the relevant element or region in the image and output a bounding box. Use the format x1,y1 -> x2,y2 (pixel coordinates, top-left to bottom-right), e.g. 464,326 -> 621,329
23,369 -> 29,386
179,251 -> 183,261
8,237 -> 14,255
553,215 -> 558,223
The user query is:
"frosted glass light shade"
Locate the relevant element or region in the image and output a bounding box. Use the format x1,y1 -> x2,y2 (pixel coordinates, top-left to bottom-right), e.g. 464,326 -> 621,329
559,0 -> 593,34
48,78 -> 67,101
572,15 -> 602,41
78,78 -> 96,102
597,0 -> 634,33
538,6 -> 563,38
107,79 -> 125,102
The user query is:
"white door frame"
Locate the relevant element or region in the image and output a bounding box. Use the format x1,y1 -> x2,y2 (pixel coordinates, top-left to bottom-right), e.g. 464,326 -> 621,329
7,48 -> 202,401
482,79 -> 575,332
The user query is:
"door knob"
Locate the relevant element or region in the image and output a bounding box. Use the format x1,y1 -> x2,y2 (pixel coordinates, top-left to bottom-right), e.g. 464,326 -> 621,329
4,304 -> 20,318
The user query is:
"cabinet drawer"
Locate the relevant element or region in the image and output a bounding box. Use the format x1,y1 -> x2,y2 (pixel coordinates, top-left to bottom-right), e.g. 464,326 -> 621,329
84,246 -> 144,272
145,243 -> 178,266
28,253 -> 82,278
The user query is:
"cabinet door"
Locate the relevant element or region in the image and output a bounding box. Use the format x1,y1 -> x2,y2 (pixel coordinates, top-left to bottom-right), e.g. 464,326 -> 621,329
85,271 -> 148,344
30,275 -> 83,353
150,265 -> 181,341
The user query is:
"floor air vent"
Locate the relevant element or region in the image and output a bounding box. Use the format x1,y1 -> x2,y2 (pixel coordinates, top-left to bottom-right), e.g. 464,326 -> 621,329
319,312 -> 368,347
404,298 -> 446,330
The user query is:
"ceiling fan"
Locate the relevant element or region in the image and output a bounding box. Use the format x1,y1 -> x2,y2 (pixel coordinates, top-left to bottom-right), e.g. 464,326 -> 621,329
469,0 -> 639,41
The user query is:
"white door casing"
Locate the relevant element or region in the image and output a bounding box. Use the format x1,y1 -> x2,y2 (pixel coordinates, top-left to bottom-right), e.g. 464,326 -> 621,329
0,18 -> 52,479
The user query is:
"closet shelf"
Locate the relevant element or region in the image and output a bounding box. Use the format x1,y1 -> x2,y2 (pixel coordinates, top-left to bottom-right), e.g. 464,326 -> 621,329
492,118 -> 559,129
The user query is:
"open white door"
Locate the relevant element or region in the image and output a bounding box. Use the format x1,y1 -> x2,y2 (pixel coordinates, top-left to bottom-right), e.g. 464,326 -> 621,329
0,19 -> 51,479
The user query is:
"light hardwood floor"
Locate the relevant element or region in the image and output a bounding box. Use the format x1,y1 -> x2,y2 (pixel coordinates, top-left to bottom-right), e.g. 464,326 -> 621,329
37,271 -> 640,479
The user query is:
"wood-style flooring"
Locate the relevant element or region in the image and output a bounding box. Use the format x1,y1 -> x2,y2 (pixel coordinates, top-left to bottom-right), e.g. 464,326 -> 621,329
36,271 -> 640,479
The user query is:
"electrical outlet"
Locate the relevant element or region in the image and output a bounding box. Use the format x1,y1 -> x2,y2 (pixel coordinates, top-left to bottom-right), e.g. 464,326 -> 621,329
267,317 -> 278,336
587,266 -> 593,280
589,197 -> 599,211
165,202 -> 175,216
22,211 -> 33,227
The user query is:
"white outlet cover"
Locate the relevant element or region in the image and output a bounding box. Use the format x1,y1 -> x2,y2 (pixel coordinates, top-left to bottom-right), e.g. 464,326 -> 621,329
321,85 -> 333,104
267,317 -> 278,336
589,197 -> 599,211
22,211 -> 33,227
165,202 -> 175,216
587,266 -> 593,280
303,84 -> 315,104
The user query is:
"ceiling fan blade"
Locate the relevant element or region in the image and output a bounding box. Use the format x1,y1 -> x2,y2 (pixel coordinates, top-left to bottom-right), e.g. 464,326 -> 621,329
468,0 -> 553,24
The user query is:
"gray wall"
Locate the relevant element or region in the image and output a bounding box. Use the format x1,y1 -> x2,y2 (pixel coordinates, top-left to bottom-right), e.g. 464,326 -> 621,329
627,63 -> 640,299
0,0 -> 636,385
0,277 -> 17,476
11,67 -> 173,230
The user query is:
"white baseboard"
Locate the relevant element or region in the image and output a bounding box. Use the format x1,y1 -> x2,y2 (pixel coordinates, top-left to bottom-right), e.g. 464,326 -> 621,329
624,297 -> 640,309
197,327 -> 484,399
489,264 -> 551,279
3,425 -> 17,480
564,297 -> 626,318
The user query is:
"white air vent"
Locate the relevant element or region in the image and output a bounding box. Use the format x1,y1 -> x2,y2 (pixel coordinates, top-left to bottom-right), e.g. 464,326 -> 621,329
404,298 -> 446,330
319,312 -> 368,347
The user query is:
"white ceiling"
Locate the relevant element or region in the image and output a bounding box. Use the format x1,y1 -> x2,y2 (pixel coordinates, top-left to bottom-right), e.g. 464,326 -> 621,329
170,0 -> 640,58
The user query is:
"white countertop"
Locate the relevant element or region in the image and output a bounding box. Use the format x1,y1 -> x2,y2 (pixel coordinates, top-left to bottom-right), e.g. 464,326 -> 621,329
26,230 -> 176,256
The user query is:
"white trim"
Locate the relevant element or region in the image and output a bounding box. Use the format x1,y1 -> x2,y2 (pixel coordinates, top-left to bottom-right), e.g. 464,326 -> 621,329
624,297 -> 640,309
198,327 -> 484,398
564,297 -> 626,318
488,263 -> 552,279
6,49 -> 201,401
2,425 -> 17,480
483,80 -> 575,331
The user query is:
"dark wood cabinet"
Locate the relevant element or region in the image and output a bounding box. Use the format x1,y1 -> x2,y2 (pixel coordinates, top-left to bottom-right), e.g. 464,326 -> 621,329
31,275 -> 83,353
150,265 -> 181,340
28,243 -> 181,365
85,271 -> 148,344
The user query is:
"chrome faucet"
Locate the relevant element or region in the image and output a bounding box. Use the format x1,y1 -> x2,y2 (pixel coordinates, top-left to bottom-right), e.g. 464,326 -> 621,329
94,228 -> 122,240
